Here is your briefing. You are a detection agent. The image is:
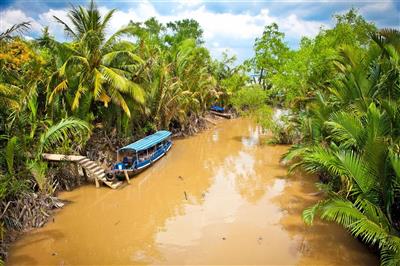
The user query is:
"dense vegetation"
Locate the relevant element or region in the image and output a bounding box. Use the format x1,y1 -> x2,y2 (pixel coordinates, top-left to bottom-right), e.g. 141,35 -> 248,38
0,1 -> 241,262
0,1 -> 398,264
243,10 -> 400,266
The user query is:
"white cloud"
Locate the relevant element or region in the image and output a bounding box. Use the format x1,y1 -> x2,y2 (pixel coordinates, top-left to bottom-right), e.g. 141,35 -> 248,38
38,9 -> 69,39
0,9 -> 42,34
281,14 -> 323,38
0,0 -> 327,62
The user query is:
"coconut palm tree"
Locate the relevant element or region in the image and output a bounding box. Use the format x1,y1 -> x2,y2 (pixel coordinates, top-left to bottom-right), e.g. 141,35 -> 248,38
48,0 -> 144,119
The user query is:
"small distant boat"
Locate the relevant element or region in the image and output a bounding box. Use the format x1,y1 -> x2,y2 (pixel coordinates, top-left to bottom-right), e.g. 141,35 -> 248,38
211,105 -> 225,113
210,105 -> 232,119
109,130 -> 172,179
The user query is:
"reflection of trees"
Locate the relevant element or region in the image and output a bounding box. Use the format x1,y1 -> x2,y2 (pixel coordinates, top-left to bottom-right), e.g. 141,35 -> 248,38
273,172 -> 378,265
219,151 -> 267,204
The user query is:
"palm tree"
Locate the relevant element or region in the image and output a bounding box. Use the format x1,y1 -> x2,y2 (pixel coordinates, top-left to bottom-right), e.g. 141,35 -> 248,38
48,0 -> 144,118
282,29 -> 400,265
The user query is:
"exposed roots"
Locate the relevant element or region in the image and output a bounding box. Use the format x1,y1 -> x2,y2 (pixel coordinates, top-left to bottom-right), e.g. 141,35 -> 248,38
0,192 -> 65,261
48,164 -> 88,192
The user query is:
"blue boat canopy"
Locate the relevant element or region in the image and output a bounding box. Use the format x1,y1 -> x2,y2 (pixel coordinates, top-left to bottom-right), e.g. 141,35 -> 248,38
211,105 -> 225,112
118,130 -> 172,152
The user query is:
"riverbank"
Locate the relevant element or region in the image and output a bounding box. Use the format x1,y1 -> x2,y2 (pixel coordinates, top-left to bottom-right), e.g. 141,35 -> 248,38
6,118 -> 378,265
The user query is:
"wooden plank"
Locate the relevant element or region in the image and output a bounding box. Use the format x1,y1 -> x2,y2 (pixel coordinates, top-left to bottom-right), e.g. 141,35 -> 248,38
124,170 -> 130,184
95,177 -> 100,188
42,153 -> 85,162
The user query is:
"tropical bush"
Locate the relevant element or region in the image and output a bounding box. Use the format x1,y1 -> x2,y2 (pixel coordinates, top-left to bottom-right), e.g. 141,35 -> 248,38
230,85 -> 269,113
248,11 -> 400,265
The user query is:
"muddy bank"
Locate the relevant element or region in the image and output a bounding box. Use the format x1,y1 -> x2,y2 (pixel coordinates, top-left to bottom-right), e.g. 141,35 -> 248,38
7,118 -> 377,265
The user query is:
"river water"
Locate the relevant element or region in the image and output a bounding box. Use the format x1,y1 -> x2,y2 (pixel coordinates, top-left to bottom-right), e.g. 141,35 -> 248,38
8,118 -> 377,265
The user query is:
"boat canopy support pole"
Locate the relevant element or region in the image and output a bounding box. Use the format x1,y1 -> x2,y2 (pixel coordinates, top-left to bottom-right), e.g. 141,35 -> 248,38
95,176 -> 100,188
124,170 -> 130,184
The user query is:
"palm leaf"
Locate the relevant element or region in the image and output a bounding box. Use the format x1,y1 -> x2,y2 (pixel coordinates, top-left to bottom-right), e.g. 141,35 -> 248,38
107,87 -> 131,117
102,51 -> 143,66
337,151 -> 376,194
48,80 -> 68,103
26,160 -> 48,191
71,84 -> 88,110
5,136 -> 18,175
93,68 -> 105,99
0,21 -> 31,40
325,111 -> 364,149
38,117 -> 91,155
53,15 -> 77,39
389,150 -> 400,181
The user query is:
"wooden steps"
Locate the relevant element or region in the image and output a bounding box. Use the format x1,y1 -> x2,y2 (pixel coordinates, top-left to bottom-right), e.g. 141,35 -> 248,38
42,153 -> 123,189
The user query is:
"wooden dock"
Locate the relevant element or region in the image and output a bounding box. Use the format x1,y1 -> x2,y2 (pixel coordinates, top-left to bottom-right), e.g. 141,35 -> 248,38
42,153 -> 123,189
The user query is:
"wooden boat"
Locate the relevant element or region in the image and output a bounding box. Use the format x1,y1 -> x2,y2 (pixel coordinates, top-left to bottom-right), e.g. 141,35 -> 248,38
109,130 -> 172,179
210,105 -> 232,119
211,105 -> 225,112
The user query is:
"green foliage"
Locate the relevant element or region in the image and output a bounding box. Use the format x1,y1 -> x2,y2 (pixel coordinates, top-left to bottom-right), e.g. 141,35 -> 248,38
0,174 -> 29,202
303,197 -> 400,266
50,2 -> 145,119
230,86 -> 269,113
246,23 -> 289,90
273,11 -> 400,265
26,160 -> 48,191
165,19 -> 204,46
38,118 -> 91,156
5,137 -> 18,175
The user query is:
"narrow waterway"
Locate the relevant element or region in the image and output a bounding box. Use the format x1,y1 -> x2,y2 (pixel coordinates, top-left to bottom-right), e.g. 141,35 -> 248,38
8,118 -> 377,265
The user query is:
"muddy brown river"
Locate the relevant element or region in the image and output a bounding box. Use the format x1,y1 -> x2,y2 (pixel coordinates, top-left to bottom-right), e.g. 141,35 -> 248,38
8,118 -> 378,265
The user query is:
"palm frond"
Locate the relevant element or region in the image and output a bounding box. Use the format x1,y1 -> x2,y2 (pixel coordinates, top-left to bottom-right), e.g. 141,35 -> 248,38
107,87 -> 131,117
325,111 -> 364,149
48,80 -> 68,103
337,151 -> 376,194
102,51 -> 143,66
53,15 -> 77,39
0,21 -> 31,40
304,197 -> 399,250
71,84 -> 88,110
103,25 -> 139,50
93,68 -> 105,99
5,136 -> 18,175
38,117 -> 91,155
26,160 -> 48,191
101,66 -> 144,103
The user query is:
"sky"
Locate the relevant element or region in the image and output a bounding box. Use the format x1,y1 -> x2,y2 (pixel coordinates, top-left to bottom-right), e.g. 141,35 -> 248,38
0,0 -> 399,63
